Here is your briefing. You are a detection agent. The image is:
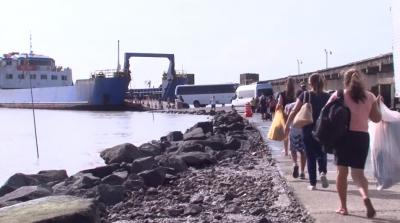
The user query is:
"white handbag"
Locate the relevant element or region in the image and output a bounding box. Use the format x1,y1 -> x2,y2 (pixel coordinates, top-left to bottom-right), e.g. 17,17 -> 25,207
293,91 -> 313,128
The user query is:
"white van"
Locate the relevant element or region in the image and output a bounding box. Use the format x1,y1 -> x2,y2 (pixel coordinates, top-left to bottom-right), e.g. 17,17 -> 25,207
231,82 -> 273,109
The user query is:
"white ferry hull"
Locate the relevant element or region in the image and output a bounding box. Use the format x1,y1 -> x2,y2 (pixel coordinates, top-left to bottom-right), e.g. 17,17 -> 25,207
0,76 -> 130,110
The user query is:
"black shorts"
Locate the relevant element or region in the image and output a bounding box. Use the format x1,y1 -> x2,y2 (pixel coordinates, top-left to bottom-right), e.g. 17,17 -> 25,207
335,131 -> 369,169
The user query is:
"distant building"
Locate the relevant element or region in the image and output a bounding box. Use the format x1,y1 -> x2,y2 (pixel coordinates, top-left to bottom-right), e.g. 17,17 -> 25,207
267,53 -> 395,108
240,73 -> 259,85
178,72 -> 195,85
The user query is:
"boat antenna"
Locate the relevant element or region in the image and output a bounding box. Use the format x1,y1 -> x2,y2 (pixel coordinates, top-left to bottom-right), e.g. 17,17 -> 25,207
25,54 -> 40,159
117,40 -> 121,72
29,33 -> 33,55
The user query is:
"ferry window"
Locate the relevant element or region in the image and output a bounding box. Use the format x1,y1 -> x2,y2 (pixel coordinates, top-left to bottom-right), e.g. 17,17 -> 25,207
18,74 -> 25,79
51,75 -> 57,80
30,74 -> 37,79
61,75 -> 67,81
28,58 -> 54,66
6,74 -> 13,79
40,74 -> 47,80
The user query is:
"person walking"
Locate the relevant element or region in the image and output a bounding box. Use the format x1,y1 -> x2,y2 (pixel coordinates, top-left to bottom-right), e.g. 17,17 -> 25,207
284,73 -> 330,190
328,69 -> 381,217
267,95 -> 277,120
259,93 -> 268,120
285,101 -> 307,179
277,77 -> 296,156
210,95 -> 216,111
250,97 -> 257,113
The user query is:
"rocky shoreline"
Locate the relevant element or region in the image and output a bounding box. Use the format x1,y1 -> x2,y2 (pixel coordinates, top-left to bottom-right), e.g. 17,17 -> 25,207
153,108 -> 216,116
0,111 -> 313,223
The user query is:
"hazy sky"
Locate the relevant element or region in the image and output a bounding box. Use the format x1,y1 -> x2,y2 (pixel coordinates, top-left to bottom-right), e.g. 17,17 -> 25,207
0,0 -> 393,88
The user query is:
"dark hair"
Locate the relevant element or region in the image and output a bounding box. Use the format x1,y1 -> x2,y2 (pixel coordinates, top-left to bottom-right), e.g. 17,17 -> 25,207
308,73 -> 324,93
285,77 -> 295,101
343,68 -> 366,103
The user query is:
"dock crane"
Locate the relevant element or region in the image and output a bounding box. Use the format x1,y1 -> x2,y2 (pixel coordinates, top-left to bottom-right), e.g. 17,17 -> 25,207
123,52 -> 178,101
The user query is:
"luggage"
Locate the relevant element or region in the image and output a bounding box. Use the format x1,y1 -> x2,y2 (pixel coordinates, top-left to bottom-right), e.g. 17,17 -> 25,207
371,102 -> 400,190
312,90 -> 350,154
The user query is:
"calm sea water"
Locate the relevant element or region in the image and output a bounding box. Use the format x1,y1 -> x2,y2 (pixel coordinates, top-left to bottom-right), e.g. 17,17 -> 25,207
0,108 -> 209,184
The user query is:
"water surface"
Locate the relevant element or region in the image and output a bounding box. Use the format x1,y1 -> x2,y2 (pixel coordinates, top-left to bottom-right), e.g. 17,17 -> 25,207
0,108 -> 209,184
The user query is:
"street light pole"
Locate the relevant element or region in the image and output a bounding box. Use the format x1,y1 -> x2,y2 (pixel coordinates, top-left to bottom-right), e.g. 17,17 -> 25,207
297,59 -> 302,75
324,49 -> 332,69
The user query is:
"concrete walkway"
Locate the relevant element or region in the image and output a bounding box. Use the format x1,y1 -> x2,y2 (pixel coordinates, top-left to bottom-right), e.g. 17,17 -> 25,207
249,113 -> 400,223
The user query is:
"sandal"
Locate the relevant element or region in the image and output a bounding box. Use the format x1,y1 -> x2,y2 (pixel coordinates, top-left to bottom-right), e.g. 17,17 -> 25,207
335,208 -> 348,215
364,198 -> 376,218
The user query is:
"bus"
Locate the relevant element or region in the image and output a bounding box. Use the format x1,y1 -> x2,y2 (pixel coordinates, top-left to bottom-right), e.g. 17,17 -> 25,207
175,83 -> 238,108
231,82 -> 273,108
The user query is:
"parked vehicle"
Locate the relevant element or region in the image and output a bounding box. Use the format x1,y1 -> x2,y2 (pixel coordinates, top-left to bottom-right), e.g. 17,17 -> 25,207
175,83 -> 238,108
231,82 -> 273,109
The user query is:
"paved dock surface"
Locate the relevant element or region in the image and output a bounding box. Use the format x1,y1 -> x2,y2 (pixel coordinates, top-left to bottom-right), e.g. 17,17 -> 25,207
249,113 -> 400,223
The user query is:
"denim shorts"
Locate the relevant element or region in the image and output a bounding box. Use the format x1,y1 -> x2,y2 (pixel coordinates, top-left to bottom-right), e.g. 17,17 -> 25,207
290,127 -> 304,152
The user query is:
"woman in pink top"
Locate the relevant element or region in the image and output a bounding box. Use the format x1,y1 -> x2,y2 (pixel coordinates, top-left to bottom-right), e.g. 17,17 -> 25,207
329,69 -> 381,218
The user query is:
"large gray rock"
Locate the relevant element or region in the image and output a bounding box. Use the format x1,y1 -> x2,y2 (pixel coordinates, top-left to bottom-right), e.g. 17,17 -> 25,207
79,164 -> 120,178
174,152 -> 216,167
190,121 -> 213,134
122,174 -> 144,191
101,174 -> 125,186
226,122 -> 245,131
224,137 -> 242,150
183,128 -> 206,141
0,186 -> 52,207
0,195 -> 99,223
96,184 -> 125,205
184,139 -> 225,151
139,143 -> 163,157
166,157 -> 188,173
177,141 -> 205,153
37,170 -> 68,182
138,168 -> 166,187
0,171 -> 63,197
131,156 -> 155,173
166,131 -> 183,142
0,186 -> 15,198
100,143 -> 146,164
0,174 -> 39,196
213,112 -> 243,126
70,173 -> 100,190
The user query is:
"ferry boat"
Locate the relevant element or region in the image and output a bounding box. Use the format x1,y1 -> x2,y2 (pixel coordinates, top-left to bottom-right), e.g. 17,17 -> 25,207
0,52 -> 130,110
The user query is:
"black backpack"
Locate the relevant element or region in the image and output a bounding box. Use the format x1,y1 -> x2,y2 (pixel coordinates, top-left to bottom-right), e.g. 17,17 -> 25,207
312,90 -> 351,154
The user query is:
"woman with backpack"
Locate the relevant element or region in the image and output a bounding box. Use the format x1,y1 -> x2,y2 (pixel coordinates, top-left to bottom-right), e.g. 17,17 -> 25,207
284,73 -> 330,191
277,77 -> 296,156
328,69 -> 381,218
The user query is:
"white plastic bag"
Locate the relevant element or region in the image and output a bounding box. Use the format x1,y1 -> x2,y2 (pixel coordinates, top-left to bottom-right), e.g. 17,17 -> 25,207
371,103 -> 400,190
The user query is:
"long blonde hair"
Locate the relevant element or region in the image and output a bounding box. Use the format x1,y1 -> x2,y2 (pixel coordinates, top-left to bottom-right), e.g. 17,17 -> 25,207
343,68 -> 366,103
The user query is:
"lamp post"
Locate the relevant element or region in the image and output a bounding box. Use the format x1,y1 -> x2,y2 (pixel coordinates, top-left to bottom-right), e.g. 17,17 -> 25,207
324,49 -> 332,69
297,59 -> 303,75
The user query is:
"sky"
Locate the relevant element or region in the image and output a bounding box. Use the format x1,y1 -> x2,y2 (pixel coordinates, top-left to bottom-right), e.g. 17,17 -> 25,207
0,0 -> 393,88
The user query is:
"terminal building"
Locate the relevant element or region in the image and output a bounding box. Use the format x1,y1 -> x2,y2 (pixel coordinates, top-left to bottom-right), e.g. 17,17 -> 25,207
240,73 -> 259,85
267,53 -> 395,108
